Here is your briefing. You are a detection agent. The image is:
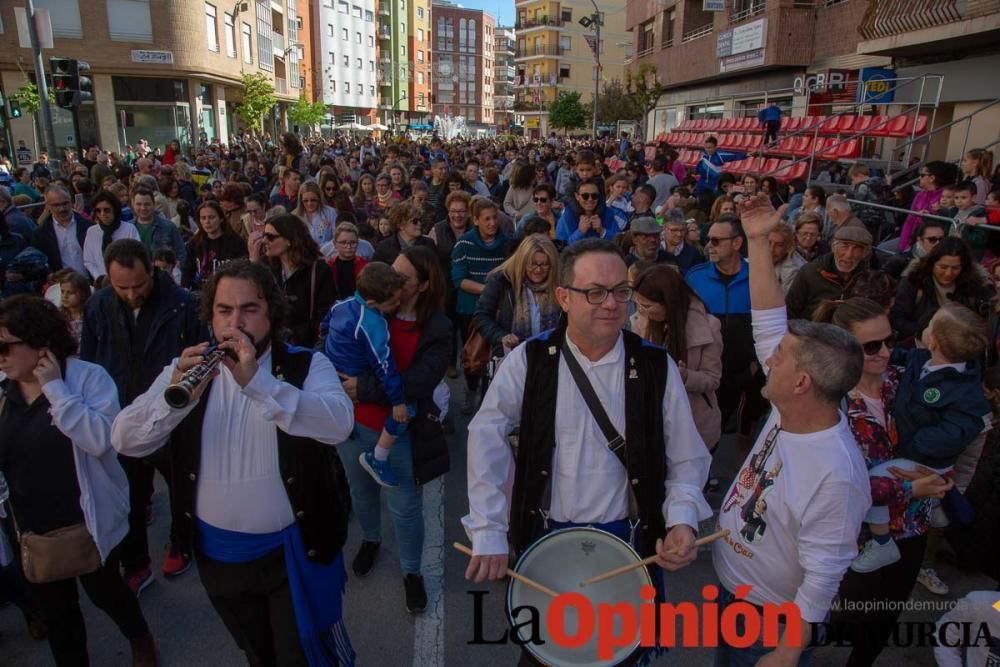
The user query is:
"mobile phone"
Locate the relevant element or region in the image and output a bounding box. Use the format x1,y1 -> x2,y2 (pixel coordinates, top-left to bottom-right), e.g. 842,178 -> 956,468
74,193 -> 84,207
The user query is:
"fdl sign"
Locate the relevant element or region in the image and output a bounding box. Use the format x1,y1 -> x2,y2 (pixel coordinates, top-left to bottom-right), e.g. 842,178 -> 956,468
857,67 -> 896,104
793,70 -> 850,95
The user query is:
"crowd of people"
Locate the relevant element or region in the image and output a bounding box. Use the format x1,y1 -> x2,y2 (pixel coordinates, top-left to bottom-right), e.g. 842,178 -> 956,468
0,128 -> 999,667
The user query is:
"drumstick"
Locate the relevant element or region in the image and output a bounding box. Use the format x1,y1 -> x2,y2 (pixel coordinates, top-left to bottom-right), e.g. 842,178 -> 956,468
579,529 -> 730,587
452,542 -> 559,598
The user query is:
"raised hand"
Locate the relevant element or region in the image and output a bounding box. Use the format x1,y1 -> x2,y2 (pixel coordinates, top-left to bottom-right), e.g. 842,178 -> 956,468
740,194 -> 789,240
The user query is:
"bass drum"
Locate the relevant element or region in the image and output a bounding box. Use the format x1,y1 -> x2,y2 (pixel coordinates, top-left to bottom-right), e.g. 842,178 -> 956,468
506,527 -> 653,666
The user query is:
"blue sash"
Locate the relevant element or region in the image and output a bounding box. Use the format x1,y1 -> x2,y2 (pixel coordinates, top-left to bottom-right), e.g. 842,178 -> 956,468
197,519 -> 355,667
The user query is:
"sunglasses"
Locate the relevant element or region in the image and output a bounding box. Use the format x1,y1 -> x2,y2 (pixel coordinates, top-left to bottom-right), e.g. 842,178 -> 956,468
0,340 -> 27,355
263,232 -> 281,241
860,334 -> 896,356
707,235 -> 737,245
922,235 -> 944,244
533,197 -> 550,203
94,206 -> 114,214
578,192 -> 599,200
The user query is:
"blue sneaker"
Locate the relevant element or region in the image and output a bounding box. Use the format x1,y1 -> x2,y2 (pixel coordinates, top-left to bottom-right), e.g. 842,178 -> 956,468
359,451 -> 399,487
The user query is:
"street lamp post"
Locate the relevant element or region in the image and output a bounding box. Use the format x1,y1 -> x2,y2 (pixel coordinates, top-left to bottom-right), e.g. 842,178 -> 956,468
580,2 -> 602,139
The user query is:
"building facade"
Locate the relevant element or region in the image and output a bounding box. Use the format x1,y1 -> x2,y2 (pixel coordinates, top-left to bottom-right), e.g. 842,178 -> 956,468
378,0 -> 410,128
0,0 -> 304,156
312,0 -> 378,127
406,0 -> 434,131
513,0 -> 630,138
494,26 -> 516,133
431,0 -> 496,133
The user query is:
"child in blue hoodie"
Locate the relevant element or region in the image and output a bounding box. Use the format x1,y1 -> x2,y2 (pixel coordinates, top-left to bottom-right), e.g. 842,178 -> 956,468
852,302 -> 992,573
323,262 -> 412,487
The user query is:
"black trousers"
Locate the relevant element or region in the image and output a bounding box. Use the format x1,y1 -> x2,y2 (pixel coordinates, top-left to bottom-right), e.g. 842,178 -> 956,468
195,546 -> 308,667
764,120 -> 781,145
23,545 -> 149,667
832,534 -> 928,667
119,447 -> 183,574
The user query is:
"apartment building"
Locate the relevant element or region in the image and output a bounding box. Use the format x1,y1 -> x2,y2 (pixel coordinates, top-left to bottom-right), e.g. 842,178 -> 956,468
494,26 -> 516,132
628,0 -> 999,160
513,0 -> 630,138
0,0 -> 304,155
431,0 -> 496,133
406,0 -> 433,130
377,0 -> 410,128
312,0 -> 378,125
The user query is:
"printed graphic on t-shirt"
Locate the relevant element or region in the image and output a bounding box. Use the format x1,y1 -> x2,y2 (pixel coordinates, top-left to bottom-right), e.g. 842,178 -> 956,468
723,425 -> 782,546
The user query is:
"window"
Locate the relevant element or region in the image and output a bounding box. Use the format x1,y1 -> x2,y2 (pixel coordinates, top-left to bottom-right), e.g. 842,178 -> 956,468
343,55 -> 349,66
224,13 -> 236,57
561,8 -> 572,23
365,10 -> 374,21
205,3 -> 219,52
417,71 -> 424,84
417,6 -> 423,19
370,85 -> 375,96
369,60 -> 375,71
331,80 -> 336,91
34,0 -> 83,38
242,23 -> 253,63
357,57 -> 362,69
352,4 -> 362,18
418,28 -> 424,42
368,35 -> 374,46
330,52 -> 336,64
342,27 -> 348,40
337,0 -> 348,13
107,0 -> 152,42
400,44 -> 405,57
345,82 -> 350,93
559,65 -> 570,79
356,31 -> 362,43
662,10 -> 675,47
324,0 -> 332,6
638,19 -> 654,54
417,50 -> 424,63
255,1 -> 273,70
418,92 -> 424,106
459,18 -> 466,50
327,24 -> 334,36
559,35 -> 570,53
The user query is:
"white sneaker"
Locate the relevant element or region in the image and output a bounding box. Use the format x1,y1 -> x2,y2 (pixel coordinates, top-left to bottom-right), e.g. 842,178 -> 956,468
851,538 -> 901,573
916,567 -> 950,595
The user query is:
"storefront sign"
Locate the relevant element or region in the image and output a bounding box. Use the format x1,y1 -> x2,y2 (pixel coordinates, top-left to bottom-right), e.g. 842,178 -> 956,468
718,19 -> 766,58
720,48 -> 766,73
131,50 -> 174,65
793,69 -> 851,95
857,67 -> 896,104
703,0 -> 727,10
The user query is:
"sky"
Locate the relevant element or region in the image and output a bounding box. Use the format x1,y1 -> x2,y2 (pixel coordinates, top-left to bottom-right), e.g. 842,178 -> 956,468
447,0 -> 515,26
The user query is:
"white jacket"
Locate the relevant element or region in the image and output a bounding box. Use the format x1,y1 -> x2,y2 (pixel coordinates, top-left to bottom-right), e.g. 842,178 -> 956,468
34,359 -> 129,562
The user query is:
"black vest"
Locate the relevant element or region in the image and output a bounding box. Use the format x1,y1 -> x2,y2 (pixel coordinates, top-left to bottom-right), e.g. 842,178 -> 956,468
510,325 -> 668,558
169,343 -> 350,563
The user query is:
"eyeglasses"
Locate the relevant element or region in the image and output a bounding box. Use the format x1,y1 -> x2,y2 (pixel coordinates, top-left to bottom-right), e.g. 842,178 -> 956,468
0,340 -> 27,355
94,206 -> 114,214
263,232 -> 281,241
796,231 -> 819,239
408,218 -> 422,225
919,172 -> 931,177
707,235 -> 737,245
922,235 -> 944,244
564,284 -> 633,305
578,192 -> 599,200
860,334 -> 896,356
336,240 -> 358,247
533,197 -> 550,203
528,261 -> 550,270
301,197 -> 320,203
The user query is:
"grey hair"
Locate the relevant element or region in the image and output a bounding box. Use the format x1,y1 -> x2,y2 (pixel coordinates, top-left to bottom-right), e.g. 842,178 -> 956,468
827,194 -> 851,214
786,319 -> 863,405
45,183 -> 71,200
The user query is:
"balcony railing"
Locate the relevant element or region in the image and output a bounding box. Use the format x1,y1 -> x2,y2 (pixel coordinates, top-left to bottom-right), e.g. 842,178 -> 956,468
272,31 -> 285,52
859,0 -> 963,40
682,23 -> 714,43
379,27 -> 391,39
637,44 -> 654,57
378,1 -> 389,15
514,16 -> 562,30
276,77 -> 288,94
516,45 -> 569,57
730,1 -> 767,23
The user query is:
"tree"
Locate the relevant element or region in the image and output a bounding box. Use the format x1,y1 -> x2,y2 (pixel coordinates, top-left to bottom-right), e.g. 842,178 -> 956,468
10,81 -> 54,115
548,91 -> 588,135
583,79 -> 644,127
287,95 -> 327,131
235,72 -> 277,133
625,63 -> 667,139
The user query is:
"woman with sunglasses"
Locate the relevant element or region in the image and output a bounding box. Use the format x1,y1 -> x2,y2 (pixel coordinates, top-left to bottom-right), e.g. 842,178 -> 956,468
319,173 -> 341,210
293,181 -> 338,248
0,295 -> 156,665
254,213 -> 336,347
373,202 -> 435,266
883,220 -> 947,280
899,161 -> 958,252
812,296 -> 953,665
83,191 -> 141,282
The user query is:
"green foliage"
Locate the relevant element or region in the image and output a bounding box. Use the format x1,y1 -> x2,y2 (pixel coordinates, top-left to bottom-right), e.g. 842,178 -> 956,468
625,63 -> 667,136
11,82 -> 54,115
235,72 -> 277,132
287,95 -> 328,128
548,91 -> 589,134
584,79 -> 643,125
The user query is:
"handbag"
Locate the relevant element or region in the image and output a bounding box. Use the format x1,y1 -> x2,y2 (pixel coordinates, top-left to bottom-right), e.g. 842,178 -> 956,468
460,324 -> 491,377
0,395 -> 102,584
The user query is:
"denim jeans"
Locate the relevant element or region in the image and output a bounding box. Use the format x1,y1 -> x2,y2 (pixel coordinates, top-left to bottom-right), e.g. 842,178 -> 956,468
713,585 -> 819,667
337,423 -> 424,574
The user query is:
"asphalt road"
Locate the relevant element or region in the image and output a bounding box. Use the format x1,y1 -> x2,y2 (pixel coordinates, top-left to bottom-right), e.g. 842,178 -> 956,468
1,377 -> 993,666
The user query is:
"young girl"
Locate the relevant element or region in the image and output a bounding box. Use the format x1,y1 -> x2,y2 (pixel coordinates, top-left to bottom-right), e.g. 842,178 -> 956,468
59,271 -> 91,343
852,302 -> 992,573
961,148 -> 994,207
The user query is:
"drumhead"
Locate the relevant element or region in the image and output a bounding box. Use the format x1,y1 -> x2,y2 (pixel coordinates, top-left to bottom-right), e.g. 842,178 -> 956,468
506,527 -> 653,666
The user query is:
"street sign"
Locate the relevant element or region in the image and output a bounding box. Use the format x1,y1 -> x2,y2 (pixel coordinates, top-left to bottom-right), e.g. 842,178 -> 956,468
584,35 -> 598,57
703,0 -> 727,10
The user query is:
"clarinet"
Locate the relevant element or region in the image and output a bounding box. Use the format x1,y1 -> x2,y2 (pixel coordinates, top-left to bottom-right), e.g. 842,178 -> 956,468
163,346 -> 226,409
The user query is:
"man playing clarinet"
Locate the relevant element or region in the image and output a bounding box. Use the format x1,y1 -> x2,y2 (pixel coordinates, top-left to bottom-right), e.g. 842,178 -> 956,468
112,259 -> 357,667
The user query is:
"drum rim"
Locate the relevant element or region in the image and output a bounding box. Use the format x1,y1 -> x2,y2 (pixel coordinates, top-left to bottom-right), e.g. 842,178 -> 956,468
505,527 -> 653,666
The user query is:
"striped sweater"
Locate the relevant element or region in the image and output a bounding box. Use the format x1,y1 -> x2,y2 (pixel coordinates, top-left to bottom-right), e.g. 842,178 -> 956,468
450,227 -> 509,315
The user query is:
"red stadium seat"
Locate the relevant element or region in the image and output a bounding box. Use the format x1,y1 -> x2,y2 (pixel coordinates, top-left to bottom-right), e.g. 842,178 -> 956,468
783,116 -> 804,132
871,115 -> 907,137
791,136 -> 813,157
801,116 -> 823,132
835,115 -> 857,134
720,118 -> 738,131
851,116 -> 875,134
774,137 -> 797,155
901,115 -> 929,137
819,116 -> 841,135
761,158 -> 782,174
836,139 -> 861,159
816,137 -> 839,160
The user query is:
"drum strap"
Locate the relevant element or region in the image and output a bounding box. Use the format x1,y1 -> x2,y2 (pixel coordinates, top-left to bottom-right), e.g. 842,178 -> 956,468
560,340 -> 641,527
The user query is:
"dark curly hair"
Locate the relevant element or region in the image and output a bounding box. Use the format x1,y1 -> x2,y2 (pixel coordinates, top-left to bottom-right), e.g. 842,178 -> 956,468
0,295 -> 78,361
198,259 -> 289,342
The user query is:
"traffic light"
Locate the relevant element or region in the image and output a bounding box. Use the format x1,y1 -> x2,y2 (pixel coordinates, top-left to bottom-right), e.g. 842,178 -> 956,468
49,57 -> 93,110
8,99 -> 22,119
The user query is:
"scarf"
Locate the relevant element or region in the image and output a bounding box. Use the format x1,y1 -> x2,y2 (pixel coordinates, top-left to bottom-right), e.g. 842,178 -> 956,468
101,216 -> 122,252
510,283 -> 561,341
933,279 -> 955,307
197,519 -> 355,667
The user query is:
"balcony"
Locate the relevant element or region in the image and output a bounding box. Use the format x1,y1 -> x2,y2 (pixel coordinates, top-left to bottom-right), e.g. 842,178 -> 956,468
515,16 -> 562,30
681,23 -> 713,43
516,44 -> 569,57
276,77 -> 288,94
379,1 -> 390,16
379,27 -> 391,40
730,0 -> 767,24
272,31 -> 285,53
857,0 -> 1000,57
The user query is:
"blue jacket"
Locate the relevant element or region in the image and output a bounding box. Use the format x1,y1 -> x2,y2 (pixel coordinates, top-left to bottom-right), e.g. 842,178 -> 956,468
1,204 -> 35,240
695,151 -> 726,195
136,215 -> 187,267
322,294 -> 406,406
686,259 -> 757,379
555,205 -> 626,243
891,348 -> 991,469
668,242 -> 704,275
758,104 -> 782,124
80,269 -> 207,406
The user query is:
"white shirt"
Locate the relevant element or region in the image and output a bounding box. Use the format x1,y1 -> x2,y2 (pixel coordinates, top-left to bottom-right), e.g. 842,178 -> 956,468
53,218 -> 86,274
111,348 -> 355,534
83,222 -> 141,280
712,307 -> 871,623
921,361 -> 966,379
462,332 -> 713,556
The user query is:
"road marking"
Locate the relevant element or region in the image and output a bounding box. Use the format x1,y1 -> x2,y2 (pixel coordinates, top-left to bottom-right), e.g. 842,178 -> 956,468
414,475 -> 446,667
